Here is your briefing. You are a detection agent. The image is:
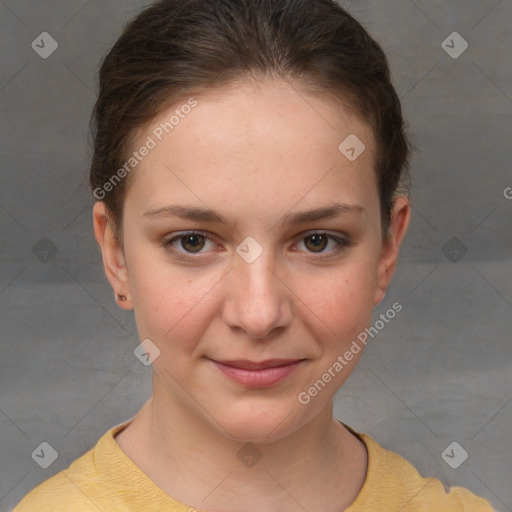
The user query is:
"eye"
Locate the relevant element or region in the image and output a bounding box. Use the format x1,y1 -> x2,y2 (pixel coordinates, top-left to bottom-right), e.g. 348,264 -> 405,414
162,231 -> 216,255
293,231 -> 351,258
162,230 -> 351,260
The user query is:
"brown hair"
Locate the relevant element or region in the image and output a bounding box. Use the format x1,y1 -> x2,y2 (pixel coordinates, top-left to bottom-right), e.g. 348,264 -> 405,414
89,0 -> 411,241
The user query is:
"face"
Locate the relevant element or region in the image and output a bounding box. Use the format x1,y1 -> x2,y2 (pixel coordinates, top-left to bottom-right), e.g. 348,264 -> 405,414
94,78 -> 409,442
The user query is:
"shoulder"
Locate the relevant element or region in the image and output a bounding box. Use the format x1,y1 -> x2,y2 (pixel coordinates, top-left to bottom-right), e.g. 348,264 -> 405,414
12,422 -> 130,512
348,432 -> 495,511
12,447 -> 101,511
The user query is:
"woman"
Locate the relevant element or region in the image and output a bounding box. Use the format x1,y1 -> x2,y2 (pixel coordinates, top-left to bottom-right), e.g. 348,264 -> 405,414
14,0 -> 494,510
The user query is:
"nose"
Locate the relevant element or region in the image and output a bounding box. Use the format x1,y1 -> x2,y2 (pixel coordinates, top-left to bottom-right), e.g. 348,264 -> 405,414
221,246 -> 293,339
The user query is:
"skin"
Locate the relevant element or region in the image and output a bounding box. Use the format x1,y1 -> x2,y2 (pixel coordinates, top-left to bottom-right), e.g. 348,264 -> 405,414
93,78 -> 410,512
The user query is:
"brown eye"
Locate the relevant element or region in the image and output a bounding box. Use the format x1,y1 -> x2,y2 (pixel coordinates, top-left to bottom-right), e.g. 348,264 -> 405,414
304,234 -> 329,252
163,231 -> 214,255
179,234 -> 206,253
294,231 -> 351,258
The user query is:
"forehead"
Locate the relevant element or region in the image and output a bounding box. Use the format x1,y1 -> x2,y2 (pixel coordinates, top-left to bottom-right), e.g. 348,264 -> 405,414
124,78 -> 378,225
151,78 -> 374,158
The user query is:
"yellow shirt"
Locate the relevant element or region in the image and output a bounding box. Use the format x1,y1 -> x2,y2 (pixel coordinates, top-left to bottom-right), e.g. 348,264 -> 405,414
13,420 -> 494,511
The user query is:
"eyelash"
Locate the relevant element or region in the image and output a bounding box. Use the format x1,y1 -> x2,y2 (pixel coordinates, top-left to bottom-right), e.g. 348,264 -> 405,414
161,230 -> 352,260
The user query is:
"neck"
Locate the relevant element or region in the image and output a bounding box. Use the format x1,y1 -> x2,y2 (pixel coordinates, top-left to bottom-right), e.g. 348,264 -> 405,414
121,371 -> 367,512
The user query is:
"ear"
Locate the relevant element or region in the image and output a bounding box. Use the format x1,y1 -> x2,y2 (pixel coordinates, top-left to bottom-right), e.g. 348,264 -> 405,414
92,201 -> 133,310
373,195 -> 411,306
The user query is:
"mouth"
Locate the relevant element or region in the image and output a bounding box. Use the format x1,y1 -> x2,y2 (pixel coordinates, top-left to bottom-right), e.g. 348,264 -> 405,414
212,358 -> 303,370
208,358 -> 305,388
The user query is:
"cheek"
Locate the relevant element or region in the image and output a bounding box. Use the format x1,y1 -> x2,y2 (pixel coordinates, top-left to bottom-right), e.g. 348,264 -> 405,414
128,250 -> 222,345
290,261 -> 376,338
127,239 -> 378,353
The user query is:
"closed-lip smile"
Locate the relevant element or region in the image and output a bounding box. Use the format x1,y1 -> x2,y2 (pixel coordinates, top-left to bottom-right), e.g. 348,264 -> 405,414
211,358 -> 303,370
208,358 -> 305,387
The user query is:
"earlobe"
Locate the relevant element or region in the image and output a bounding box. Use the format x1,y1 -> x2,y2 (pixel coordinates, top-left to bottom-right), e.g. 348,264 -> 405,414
373,195 -> 411,305
92,202 -> 133,310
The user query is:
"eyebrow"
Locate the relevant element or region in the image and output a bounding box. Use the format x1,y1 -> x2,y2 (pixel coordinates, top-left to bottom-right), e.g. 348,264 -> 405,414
142,201 -> 365,228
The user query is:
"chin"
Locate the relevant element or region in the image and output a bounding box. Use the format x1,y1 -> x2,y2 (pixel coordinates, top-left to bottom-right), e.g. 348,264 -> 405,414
211,404 -> 306,445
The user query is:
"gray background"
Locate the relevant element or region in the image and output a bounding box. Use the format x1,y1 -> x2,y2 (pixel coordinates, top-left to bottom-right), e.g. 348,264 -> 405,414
0,0 -> 511,510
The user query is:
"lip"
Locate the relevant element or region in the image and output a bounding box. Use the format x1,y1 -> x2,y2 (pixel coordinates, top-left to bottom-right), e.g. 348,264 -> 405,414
210,359 -> 304,388
213,359 -> 303,370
